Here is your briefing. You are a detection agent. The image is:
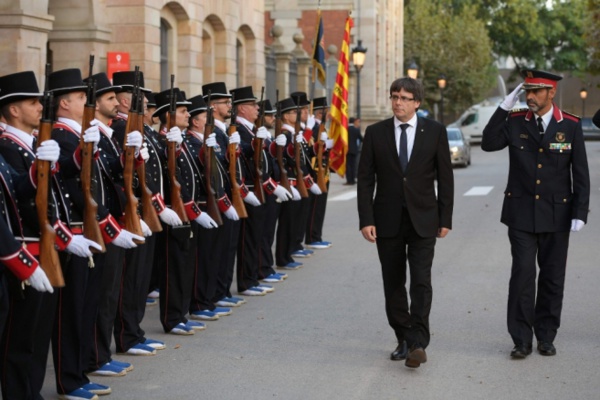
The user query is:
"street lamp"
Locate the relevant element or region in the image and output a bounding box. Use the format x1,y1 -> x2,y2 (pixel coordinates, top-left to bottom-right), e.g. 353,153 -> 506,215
407,60 -> 419,79
352,39 -> 367,119
580,88 -> 588,118
437,74 -> 447,125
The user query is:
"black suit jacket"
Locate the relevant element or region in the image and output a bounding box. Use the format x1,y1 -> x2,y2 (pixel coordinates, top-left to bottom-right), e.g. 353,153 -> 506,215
357,116 -> 454,238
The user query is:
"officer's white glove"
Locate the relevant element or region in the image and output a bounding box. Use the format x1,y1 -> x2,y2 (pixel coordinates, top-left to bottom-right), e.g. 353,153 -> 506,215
243,192 -> 261,207
195,212 -> 218,229
205,133 -> 217,148
275,134 -> 287,147
295,133 -> 304,143
309,184 -> 322,195
126,130 -> 143,155
325,139 -> 334,149
139,143 -> 150,162
229,131 -> 241,145
224,206 -> 239,221
112,229 -> 144,249
36,139 -> 60,163
273,185 -> 293,202
256,126 -> 269,140
319,131 -> 328,142
84,122 -> 101,152
166,127 -> 183,145
570,219 -> 585,232
500,83 -> 524,111
307,115 -> 316,130
140,219 -> 152,237
27,267 -> 53,293
159,207 -> 183,227
66,235 -> 103,258
290,186 -> 301,201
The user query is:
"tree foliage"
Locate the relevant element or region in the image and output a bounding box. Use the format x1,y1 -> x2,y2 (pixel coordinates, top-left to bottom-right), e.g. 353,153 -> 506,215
586,0 -> 600,74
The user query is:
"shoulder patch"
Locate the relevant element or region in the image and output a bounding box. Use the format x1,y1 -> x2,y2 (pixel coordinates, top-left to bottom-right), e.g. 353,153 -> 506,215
562,111 -> 580,122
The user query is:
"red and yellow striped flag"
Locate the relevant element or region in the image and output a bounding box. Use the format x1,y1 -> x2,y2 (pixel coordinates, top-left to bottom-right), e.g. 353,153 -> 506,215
328,14 -> 353,176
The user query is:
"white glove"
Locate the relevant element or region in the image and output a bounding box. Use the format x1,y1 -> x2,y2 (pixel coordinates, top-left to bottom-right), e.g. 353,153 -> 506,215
325,139 -> 334,149
140,143 -> 150,162
112,229 -> 144,249
273,185 -> 293,201
159,207 -> 183,227
500,83 -> 524,111
83,123 -> 101,152
126,130 -> 143,151
290,186 -> 301,201
307,115 -> 316,130
256,126 -> 269,140
309,183 -> 322,195
275,134 -> 287,147
205,133 -> 217,148
570,219 -> 585,232
195,212 -> 218,229
27,267 -> 53,293
243,192 -> 261,207
229,131 -> 241,145
36,139 -> 60,163
166,127 -> 183,145
66,235 -> 103,258
140,219 -> 152,237
295,133 -> 304,143
224,206 -> 239,221
320,131 -> 328,142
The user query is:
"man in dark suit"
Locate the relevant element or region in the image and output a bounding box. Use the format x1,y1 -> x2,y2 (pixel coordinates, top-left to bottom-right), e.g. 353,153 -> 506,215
482,69 -> 590,359
593,108 -> 600,129
357,77 -> 453,369
345,117 -> 362,185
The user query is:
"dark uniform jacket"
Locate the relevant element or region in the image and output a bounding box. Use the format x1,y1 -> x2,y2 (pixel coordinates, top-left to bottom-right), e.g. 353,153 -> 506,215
482,106 -> 590,233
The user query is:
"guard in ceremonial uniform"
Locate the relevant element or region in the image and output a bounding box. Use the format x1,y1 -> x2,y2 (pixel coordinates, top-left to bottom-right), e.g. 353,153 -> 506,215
482,69 -> 590,359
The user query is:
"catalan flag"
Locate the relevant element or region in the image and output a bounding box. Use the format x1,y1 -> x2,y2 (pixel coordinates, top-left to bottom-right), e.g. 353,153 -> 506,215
311,9 -> 326,85
328,14 -> 353,176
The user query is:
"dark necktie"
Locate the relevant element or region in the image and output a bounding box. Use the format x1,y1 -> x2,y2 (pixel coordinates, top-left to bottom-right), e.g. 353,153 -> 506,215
399,123 -> 409,172
537,117 -> 544,134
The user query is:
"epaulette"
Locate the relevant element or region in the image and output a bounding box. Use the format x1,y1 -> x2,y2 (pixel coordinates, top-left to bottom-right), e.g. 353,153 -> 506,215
510,108 -> 528,114
562,110 -> 580,122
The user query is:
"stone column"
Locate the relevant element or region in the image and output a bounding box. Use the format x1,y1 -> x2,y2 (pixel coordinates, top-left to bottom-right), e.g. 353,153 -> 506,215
272,25 -> 291,99
291,32 -> 310,95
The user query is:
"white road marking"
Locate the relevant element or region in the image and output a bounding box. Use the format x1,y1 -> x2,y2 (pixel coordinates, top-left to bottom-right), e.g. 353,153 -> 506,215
329,191 -> 357,201
464,186 -> 494,196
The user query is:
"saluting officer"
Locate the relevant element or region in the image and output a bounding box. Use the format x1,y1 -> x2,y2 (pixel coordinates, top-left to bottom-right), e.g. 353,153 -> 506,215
482,69 -> 590,359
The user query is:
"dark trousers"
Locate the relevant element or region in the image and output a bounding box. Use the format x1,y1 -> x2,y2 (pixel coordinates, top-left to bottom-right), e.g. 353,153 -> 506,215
375,208 -> 436,349
237,203 -> 267,291
114,234 -> 156,353
159,223 -> 196,332
507,228 -> 569,345
190,225 -> 219,312
52,254 -> 97,394
0,278 -> 57,400
275,199 -> 300,266
345,153 -> 357,183
292,196 -> 310,252
259,194 -> 280,279
305,181 -> 329,244
87,244 -> 125,371
213,218 -> 241,300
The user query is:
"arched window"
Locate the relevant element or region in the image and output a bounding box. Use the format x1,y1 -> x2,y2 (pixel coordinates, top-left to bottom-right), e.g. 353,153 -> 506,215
160,18 -> 171,90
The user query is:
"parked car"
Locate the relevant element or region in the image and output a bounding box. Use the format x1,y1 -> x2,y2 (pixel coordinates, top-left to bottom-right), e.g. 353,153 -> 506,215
447,127 -> 471,167
581,117 -> 600,140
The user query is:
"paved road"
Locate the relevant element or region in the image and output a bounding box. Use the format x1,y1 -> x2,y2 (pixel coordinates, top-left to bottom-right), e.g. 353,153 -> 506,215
41,142 -> 600,399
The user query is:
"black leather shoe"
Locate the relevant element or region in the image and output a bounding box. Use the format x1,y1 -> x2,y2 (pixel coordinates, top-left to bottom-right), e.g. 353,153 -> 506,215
510,343 -> 533,358
390,341 -> 408,361
537,341 -> 556,356
405,345 -> 427,368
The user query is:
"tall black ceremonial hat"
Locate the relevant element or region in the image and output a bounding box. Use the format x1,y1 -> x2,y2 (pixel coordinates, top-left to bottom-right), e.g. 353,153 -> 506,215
187,94 -> 208,117
277,97 -> 297,113
229,86 -> 257,104
521,69 -> 562,90
312,97 -> 328,110
112,70 -> 151,93
259,99 -> 276,115
48,68 -> 87,96
0,71 -> 42,108
153,87 -> 191,117
202,82 -> 231,100
290,91 -> 310,107
146,92 -> 157,108
84,72 -> 121,97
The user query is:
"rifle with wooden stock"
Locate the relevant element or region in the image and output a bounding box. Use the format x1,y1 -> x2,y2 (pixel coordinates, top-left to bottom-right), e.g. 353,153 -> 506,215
227,93 -> 248,218
274,91 -> 291,193
35,64 -> 65,287
202,91 -> 223,225
136,82 -> 162,233
80,55 -> 106,253
293,100 -> 309,198
121,68 -> 145,242
252,87 -> 266,204
166,75 -> 189,224
315,106 -> 329,193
